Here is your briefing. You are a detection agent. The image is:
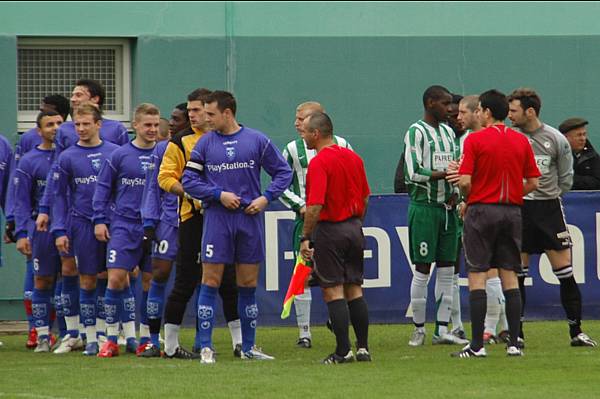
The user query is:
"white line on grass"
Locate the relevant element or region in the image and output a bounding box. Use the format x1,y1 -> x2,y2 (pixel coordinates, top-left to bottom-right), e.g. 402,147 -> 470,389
0,394 -> 71,399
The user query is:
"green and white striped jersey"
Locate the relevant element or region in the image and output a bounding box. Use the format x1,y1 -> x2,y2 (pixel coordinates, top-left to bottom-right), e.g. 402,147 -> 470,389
454,129 -> 472,204
403,120 -> 458,204
279,135 -> 352,211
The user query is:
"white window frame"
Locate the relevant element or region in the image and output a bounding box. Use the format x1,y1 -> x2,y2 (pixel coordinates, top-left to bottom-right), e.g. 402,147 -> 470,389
17,37 -> 131,131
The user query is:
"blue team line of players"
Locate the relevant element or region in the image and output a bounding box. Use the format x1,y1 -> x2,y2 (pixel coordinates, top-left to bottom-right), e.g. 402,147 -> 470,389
5,83 -> 293,360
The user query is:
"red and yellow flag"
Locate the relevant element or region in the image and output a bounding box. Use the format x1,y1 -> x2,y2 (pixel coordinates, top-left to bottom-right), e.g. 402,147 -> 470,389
281,255 -> 313,319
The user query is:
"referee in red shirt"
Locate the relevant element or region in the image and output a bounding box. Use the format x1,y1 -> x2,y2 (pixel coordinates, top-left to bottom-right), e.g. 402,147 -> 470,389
448,90 -> 540,358
299,111 -> 371,364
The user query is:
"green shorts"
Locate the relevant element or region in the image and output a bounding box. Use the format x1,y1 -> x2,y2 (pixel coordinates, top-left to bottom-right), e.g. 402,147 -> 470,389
292,217 -> 304,256
408,202 -> 459,264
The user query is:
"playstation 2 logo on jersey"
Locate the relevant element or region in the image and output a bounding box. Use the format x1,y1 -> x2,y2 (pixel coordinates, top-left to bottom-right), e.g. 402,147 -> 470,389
91,158 -> 102,173
226,146 -> 236,160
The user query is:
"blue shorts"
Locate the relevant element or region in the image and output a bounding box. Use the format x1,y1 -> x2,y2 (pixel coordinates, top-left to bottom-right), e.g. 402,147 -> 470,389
201,207 -> 264,264
57,214 -> 74,258
106,217 -> 151,272
26,219 -> 36,239
32,229 -> 61,277
152,222 -> 178,262
72,216 -> 107,275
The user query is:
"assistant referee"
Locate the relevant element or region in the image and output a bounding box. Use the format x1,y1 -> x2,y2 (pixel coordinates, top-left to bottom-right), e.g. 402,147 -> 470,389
299,111 -> 371,364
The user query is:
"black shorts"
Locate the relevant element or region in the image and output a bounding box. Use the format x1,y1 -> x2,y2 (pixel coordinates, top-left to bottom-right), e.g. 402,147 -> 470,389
522,199 -> 572,254
462,203 -> 522,273
312,217 -> 365,288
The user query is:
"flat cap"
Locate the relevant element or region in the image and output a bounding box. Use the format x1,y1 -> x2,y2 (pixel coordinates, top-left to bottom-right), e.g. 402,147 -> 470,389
559,117 -> 588,134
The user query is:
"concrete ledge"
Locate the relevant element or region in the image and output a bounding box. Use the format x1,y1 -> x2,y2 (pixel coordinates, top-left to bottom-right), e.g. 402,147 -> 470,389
0,320 -> 28,334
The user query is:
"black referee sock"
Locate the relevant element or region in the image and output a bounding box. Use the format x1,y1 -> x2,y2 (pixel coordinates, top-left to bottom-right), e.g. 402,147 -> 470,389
348,297 -> 369,350
219,264 -> 239,322
469,289 -> 486,352
517,274 -> 527,339
148,317 -> 161,336
503,289 -> 522,348
327,299 -> 351,356
555,268 -> 582,338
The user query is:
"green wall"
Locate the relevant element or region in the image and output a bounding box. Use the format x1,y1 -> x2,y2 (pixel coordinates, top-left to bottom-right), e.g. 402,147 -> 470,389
1,2 -> 600,319
3,2 -> 600,37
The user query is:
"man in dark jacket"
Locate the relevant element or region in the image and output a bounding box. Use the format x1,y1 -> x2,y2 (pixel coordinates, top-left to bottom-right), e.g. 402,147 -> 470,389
559,118 -> 600,190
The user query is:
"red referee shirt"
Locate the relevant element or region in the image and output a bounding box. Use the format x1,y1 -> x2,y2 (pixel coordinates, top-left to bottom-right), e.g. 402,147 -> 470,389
306,145 -> 370,222
459,124 -> 540,205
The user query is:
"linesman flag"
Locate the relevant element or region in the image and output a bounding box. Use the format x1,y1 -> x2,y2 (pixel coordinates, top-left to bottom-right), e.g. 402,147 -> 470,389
280,255 -> 313,319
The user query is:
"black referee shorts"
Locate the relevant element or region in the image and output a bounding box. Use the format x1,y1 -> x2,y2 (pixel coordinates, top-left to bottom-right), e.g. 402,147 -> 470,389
312,217 -> 365,288
522,199 -> 572,254
463,203 -> 522,273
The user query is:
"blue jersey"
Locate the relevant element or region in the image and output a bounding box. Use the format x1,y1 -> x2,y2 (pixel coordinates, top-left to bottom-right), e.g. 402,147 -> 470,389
39,118 -> 130,213
13,147 -> 55,239
55,119 -> 129,156
5,129 -> 37,220
51,141 -> 120,237
93,142 -> 155,224
141,140 -> 178,228
182,126 -> 292,209
0,135 -> 13,211
15,128 -> 42,162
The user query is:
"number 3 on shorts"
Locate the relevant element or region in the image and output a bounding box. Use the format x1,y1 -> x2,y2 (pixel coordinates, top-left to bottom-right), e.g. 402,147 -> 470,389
108,250 -> 117,263
205,244 -> 213,258
419,241 -> 428,257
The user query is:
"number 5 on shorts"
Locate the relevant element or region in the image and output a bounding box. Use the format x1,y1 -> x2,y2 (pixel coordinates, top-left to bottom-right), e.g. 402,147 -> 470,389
205,244 -> 213,258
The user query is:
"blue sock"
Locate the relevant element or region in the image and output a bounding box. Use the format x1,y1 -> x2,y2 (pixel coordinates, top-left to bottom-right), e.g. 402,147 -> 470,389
141,289 -> 149,326
238,287 -> 258,353
54,279 -> 66,337
129,274 -> 138,295
62,275 -> 80,336
49,282 -> 56,331
96,279 -> 107,337
193,287 -> 201,350
196,284 -> 217,350
104,288 -> 122,344
148,280 -> 166,347
50,282 -> 60,332
32,288 -> 52,339
140,290 -> 150,345
80,288 -> 96,329
121,284 -> 136,324
24,259 -> 34,330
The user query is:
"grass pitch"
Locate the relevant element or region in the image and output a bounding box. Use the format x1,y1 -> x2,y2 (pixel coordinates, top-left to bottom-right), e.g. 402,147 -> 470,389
1,321 -> 599,399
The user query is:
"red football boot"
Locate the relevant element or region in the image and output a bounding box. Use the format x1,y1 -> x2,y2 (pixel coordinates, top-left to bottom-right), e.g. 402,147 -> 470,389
26,328 -> 38,349
49,333 -> 57,348
97,340 -> 119,358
